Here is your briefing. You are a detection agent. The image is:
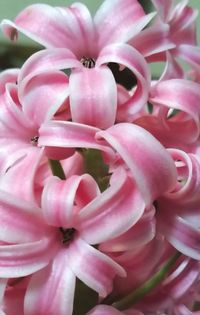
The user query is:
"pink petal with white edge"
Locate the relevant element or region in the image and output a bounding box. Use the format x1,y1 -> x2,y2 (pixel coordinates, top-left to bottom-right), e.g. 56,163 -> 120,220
0,148 -> 43,204
42,174 -> 99,228
19,71 -> 69,126
24,249 -> 76,315
56,3 -> 96,58
69,66 -> 117,128
97,44 -> 150,120
87,305 -> 125,315
100,206 -> 155,252
0,69 -> 19,94
1,3 -> 92,55
0,236 -> 57,278
39,121 -> 115,161
96,123 -> 177,205
0,190 -> 48,243
150,79 -> 200,142
78,167 -> 145,244
94,0 -> 155,49
68,237 -> 126,298
18,48 -> 80,84
157,200 -> 200,259
151,0 -> 173,21
129,22 -> 175,58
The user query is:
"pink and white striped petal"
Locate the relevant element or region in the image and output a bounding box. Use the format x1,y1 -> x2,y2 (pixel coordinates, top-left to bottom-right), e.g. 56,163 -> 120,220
69,66 -> 117,128
39,121 -> 115,160
150,79 -> 200,143
19,71 -> 69,126
0,148 -> 43,204
94,0 -> 155,49
0,69 -> 19,94
18,48 -> 80,84
99,206 -> 155,252
0,190 -> 47,243
24,249 -> 76,315
96,123 -> 177,205
68,237 -> 126,298
97,43 -> 150,120
78,167 -> 145,244
0,236 -> 57,278
42,174 -> 99,228
129,22 -> 175,58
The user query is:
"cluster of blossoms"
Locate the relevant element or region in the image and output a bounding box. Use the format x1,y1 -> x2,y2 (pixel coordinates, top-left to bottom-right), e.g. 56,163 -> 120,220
0,0 -> 199,314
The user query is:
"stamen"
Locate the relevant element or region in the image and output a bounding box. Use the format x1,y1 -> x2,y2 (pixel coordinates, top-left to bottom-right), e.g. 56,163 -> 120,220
30,136 -> 39,146
59,227 -> 76,244
81,57 -> 96,69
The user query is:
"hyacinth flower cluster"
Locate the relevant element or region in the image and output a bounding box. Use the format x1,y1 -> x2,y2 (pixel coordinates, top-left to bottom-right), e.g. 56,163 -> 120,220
0,0 -> 199,314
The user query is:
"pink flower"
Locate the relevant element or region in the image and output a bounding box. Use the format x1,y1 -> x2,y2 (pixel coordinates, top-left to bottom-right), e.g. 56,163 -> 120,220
1,0 -> 154,127
0,66 -> 71,174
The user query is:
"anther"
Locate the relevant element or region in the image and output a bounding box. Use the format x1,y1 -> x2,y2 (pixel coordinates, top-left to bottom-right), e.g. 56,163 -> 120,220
30,136 -> 39,146
81,57 -> 96,69
59,227 -> 76,244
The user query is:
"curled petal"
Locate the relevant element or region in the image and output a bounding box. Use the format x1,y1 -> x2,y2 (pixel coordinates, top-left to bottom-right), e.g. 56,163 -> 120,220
42,174 -> 100,228
78,167 -> 145,244
19,48 -> 80,84
0,148 -> 43,204
130,23 -> 175,58
99,206 -> 155,252
97,44 -> 150,120
0,236 -> 57,278
24,250 -> 76,315
96,123 -> 177,205
0,190 -> 47,243
39,121 -> 115,160
70,66 -> 117,128
68,237 -> 126,298
19,71 -> 69,126
0,69 -> 19,95
150,79 -> 200,143
94,0 -> 155,48
157,201 -> 200,259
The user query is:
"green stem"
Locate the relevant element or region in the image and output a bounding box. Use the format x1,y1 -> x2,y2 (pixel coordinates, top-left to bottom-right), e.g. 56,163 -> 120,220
48,159 -> 66,180
112,251 -> 181,310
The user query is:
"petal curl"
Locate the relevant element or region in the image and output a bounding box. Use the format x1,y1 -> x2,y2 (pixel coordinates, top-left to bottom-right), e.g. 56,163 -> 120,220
97,44 -> 150,120
96,123 -> 177,205
69,66 -> 117,128
78,167 -> 145,244
42,174 -> 100,228
94,0 -> 155,48
68,237 -> 126,298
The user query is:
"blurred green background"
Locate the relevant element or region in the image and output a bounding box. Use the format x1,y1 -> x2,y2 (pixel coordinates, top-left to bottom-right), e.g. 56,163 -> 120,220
0,0 -> 199,75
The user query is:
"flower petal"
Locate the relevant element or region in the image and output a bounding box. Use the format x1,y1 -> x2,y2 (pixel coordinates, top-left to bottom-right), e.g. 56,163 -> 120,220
69,66 -> 117,128
42,174 -> 99,228
39,121 -> 115,161
24,250 -> 76,315
0,190 -> 48,243
150,79 -> 200,142
97,43 -> 150,120
151,0 -> 173,21
0,236 -> 57,278
78,167 -> 145,244
19,71 -> 69,126
94,0 -> 155,48
96,123 -> 177,205
0,148 -> 43,204
68,237 -> 126,298
87,305 -> 125,315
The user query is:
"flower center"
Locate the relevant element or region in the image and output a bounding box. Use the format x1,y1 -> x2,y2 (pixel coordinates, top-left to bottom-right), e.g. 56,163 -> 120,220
80,57 -> 96,68
59,227 -> 76,244
30,136 -> 39,146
